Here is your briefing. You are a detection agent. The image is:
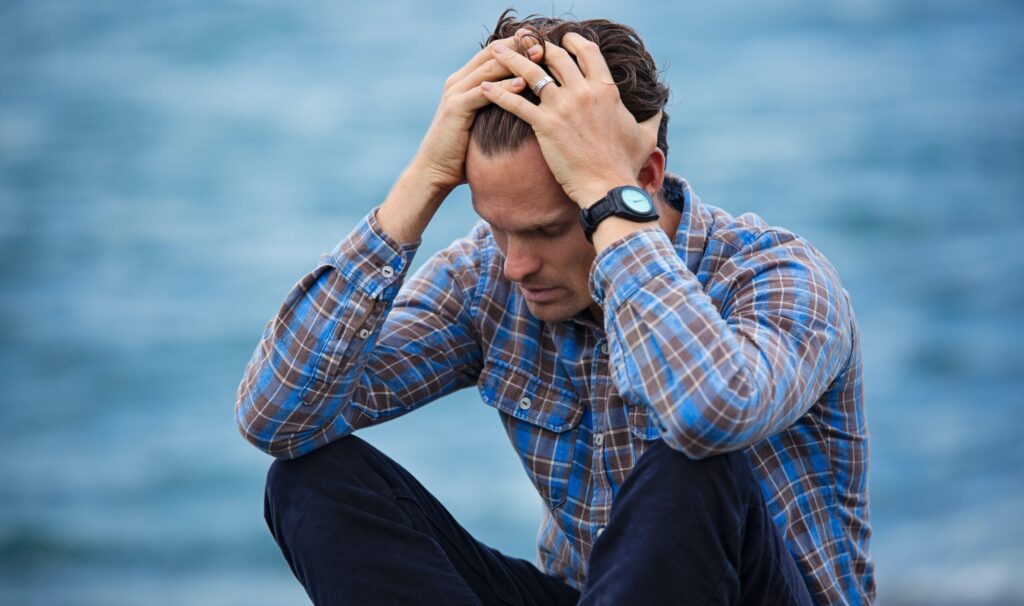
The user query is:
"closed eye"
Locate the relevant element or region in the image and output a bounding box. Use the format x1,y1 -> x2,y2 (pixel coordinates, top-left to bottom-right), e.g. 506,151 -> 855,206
539,223 -> 569,237
491,222 -> 568,238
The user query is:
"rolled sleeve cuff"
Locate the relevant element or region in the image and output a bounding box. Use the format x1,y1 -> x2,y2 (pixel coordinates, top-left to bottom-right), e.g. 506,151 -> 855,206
589,226 -> 684,311
321,206 -> 421,300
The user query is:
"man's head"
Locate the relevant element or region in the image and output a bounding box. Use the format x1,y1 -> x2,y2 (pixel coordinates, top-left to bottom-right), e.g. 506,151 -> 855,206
467,10 -> 673,323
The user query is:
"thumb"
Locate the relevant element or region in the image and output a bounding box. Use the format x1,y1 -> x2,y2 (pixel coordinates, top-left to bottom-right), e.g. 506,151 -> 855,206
639,109 -> 663,152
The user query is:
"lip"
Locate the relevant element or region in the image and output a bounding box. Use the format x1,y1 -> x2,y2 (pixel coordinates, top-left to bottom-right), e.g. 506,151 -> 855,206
521,286 -> 561,303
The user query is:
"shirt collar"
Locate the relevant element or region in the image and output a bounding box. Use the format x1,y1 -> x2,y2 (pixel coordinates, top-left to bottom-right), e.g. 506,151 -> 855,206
663,171 -> 712,277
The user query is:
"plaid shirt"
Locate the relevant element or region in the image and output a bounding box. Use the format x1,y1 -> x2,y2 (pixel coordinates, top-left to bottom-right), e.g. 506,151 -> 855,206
236,173 -> 874,605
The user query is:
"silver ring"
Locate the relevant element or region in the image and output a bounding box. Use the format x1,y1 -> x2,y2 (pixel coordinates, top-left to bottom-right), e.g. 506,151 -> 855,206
532,75 -> 555,96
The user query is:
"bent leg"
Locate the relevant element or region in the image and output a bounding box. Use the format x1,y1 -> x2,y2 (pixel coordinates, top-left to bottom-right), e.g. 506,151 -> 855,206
263,434 -> 580,606
578,440 -> 813,606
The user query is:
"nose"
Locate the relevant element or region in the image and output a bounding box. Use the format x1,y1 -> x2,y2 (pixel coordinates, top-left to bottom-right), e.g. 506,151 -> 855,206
502,237 -> 542,284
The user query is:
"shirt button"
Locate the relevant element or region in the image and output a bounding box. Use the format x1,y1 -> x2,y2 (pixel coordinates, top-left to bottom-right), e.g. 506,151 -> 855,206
358,328 -> 370,339
596,526 -> 605,538
380,266 -> 394,278
518,397 -> 532,410
594,432 -> 604,446
599,342 -> 609,356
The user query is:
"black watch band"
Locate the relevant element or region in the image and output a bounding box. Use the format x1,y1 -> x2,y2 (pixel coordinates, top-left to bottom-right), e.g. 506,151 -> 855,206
579,185 -> 659,243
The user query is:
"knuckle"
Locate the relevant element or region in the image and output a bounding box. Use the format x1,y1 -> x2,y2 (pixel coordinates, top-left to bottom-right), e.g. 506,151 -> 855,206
548,42 -> 569,57
598,82 -> 620,98
485,58 -> 505,74
437,101 -> 458,118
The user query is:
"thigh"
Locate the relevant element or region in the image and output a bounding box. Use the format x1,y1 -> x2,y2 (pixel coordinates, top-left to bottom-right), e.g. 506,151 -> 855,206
579,439 -> 812,605
313,434 -> 581,606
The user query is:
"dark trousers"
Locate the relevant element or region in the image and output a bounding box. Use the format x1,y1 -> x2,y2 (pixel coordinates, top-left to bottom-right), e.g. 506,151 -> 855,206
263,434 -> 814,605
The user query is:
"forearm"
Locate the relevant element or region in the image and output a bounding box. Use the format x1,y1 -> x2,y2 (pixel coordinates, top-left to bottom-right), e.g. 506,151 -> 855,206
234,208 -> 420,458
375,163 -> 452,246
592,228 -> 851,458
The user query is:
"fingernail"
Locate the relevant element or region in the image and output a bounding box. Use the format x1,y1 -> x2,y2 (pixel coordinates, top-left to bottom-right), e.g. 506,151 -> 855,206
481,81 -> 494,91
511,77 -> 523,86
493,45 -> 506,54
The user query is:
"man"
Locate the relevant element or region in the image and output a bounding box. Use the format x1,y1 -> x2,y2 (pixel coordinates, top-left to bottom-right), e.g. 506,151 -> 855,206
236,11 -> 874,606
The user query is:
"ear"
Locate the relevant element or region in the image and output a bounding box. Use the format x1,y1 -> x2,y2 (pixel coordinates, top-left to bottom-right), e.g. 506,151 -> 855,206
636,146 -> 666,199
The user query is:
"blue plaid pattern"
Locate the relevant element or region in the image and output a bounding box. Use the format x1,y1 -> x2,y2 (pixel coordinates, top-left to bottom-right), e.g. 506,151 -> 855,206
236,173 -> 874,605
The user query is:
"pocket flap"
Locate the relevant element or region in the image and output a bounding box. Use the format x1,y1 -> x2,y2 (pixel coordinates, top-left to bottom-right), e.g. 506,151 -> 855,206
478,357 -> 583,432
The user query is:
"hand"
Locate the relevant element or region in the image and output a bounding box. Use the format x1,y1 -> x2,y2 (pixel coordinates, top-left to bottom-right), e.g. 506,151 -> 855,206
409,32 -> 543,195
481,32 -> 662,207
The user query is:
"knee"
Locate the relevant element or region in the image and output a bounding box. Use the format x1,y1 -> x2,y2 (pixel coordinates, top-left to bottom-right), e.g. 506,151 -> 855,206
265,434 -> 384,509
630,440 -> 760,506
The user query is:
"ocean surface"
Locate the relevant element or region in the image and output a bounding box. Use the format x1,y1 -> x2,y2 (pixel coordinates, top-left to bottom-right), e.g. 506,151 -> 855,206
1,1 -> 1021,604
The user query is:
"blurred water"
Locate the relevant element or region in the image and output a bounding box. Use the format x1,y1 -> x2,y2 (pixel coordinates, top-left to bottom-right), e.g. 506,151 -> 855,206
1,1 -> 1022,604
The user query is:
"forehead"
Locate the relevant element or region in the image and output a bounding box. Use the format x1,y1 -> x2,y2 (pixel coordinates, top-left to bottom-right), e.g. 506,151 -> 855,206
466,137 -> 577,231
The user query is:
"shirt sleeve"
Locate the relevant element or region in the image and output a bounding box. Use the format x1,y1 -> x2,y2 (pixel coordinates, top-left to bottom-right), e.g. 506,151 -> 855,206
234,206 -> 484,459
589,226 -> 852,459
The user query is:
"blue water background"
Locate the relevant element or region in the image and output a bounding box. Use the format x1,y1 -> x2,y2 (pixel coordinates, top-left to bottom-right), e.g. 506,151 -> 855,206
1,1 -> 1022,604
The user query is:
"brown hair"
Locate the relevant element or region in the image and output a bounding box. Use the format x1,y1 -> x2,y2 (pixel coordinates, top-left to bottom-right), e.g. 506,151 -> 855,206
471,9 -> 670,162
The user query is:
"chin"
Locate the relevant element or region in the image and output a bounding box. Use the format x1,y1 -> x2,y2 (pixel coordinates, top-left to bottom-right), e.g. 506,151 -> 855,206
525,300 -> 586,323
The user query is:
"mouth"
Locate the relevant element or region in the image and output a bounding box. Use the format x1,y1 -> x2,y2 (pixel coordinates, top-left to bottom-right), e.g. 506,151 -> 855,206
521,285 -> 561,303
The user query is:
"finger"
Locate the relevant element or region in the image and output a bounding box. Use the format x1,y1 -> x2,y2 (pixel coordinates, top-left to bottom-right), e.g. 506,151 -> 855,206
560,32 -> 614,84
450,45 -> 543,96
460,76 -> 527,112
452,58 -> 515,94
480,80 -> 544,124
537,40 -> 585,88
491,44 -> 559,102
514,29 -> 546,61
447,36 -> 522,88
639,109 -> 663,150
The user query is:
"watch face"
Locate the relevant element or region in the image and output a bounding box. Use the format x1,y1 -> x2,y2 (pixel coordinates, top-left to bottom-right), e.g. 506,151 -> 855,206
621,187 -> 653,213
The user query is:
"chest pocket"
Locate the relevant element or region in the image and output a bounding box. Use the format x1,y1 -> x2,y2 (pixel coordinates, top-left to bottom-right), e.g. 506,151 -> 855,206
478,357 -> 583,510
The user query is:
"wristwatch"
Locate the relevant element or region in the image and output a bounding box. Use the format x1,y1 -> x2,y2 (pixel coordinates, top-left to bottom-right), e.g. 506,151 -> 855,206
579,185 -> 659,243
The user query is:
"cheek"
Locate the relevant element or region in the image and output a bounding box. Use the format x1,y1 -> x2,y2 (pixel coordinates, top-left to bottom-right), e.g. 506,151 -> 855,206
556,240 -> 596,282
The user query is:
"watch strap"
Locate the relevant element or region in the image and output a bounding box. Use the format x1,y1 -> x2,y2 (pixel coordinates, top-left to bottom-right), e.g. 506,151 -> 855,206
579,186 -> 658,243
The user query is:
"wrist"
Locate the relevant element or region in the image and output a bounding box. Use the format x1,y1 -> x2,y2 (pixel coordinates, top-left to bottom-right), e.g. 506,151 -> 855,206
591,216 -> 659,255
377,165 -> 450,245
402,160 -> 455,205
572,177 -> 641,209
